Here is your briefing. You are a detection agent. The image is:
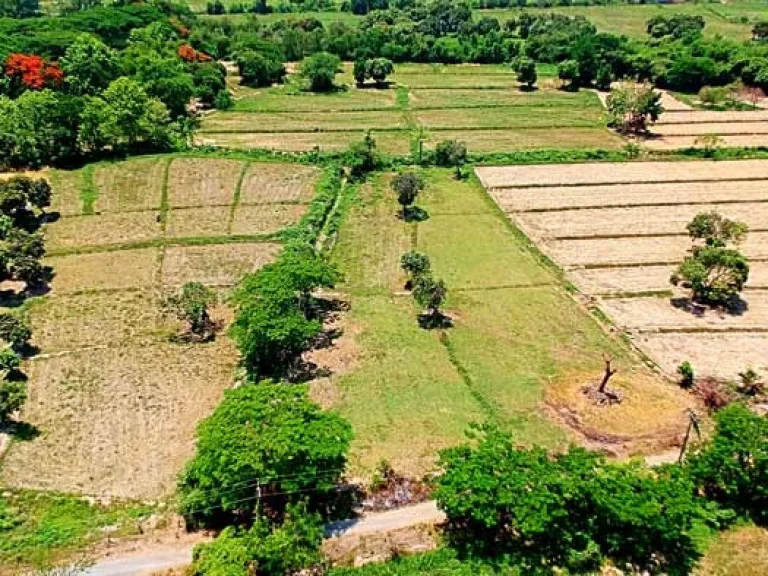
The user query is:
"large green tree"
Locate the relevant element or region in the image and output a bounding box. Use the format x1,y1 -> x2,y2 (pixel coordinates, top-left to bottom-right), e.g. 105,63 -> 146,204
299,52 -> 342,92
436,428 -> 705,574
179,383 -> 352,527
60,33 -> 119,96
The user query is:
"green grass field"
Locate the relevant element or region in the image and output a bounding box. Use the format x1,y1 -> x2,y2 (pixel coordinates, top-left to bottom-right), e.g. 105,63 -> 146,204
326,168 -> 648,475
201,63 -> 622,154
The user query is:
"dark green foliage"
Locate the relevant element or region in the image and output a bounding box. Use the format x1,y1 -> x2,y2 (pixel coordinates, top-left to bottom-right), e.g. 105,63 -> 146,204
436,428 -> 705,575
0,313 -> 31,352
753,21 -> 768,42
647,14 -> 705,40
163,282 -> 218,342
192,502 -> 324,576
391,171 -> 424,217
299,51 -> 342,92
179,383 -> 352,526
686,212 -> 748,248
513,56 -> 536,88
354,57 -> 394,86
672,246 -> 749,306
557,59 -> 580,90
400,250 -> 431,281
606,83 -> 663,134
677,361 -> 695,389
236,51 -> 286,88
60,33 -> 119,96
413,274 -> 447,318
434,140 -> 467,179
346,132 -> 379,179
686,404 -> 768,525
230,244 -> 340,378
0,377 -> 26,425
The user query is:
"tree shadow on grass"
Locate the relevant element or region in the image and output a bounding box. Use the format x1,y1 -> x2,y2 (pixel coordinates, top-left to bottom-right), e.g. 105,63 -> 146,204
397,206 -> 430,223
418,311 -> 454,330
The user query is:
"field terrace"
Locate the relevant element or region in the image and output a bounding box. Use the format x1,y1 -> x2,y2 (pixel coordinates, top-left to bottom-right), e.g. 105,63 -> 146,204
477,158 -> 768,382
0,156 -> 317,499
198,63 -> 622,154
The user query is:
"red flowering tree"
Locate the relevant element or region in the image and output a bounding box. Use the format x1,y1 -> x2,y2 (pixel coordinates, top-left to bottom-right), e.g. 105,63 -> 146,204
5,54 -> 64,93
177,45 -> 212,63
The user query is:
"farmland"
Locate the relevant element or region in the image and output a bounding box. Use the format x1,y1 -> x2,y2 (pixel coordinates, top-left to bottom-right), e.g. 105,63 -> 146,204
198,63 -> 622,154
0,156 -> 315,499
478,158 -> 768,381
325,168 -> 694,475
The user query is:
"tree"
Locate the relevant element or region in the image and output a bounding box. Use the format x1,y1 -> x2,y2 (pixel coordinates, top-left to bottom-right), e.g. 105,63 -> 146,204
413,274 -> 447,322
606,82 -> 663,135
686,212 -> 748,248
346,132 -> 379,178
60,34 -> 119,96
391,171 -> 424,218
686,403 -> 768,524
179,383 -> 352,526
236,51 -> 285,88
163,282 -> 217,342
671,245 -> 749,306
677,361 -> 695,389
436,428 -> 705,574
299,52 -> 342,92
557,59 -> 580,91
191,502 -> 323,576
353,58 -> 367,87
595,63 -> 613,92
434,139 -> 467,180
513,56 -> 537,89
78,77 -> 174,153
4,54 -> 64,96
400,250 -> 431,286
0,313 -> 31,352
0,378 -> 26,425
366,57 -> 394,86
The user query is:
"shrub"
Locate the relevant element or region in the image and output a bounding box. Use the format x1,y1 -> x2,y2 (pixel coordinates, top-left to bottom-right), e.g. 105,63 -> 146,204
391,171 -> 424,218
678,361 -> 694,389
434,140 -> 468,179
606,82 -> 663,135
162,282 -> 218,342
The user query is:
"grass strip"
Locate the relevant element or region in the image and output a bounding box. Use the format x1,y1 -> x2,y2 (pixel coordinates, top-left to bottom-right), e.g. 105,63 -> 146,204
227,160 -> 250,235
80,164 -> 98,215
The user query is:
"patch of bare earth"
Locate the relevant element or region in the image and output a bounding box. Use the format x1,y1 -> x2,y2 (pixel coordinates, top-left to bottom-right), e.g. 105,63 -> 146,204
167,158 -> 244,208
239,163 -> 319,204
46,212 -> 162,251
161,242 -> 280,287
94,158 -> 166,213
230,204 -> 307,236
45,248 -> 159,294
165,206 -> 231,238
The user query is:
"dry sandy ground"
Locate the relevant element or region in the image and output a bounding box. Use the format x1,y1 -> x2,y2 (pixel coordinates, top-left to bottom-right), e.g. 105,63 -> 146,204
477,158 -> 768,380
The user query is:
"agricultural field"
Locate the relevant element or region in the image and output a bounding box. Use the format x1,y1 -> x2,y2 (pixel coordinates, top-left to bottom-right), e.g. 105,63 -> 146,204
198,63 -> 622,154
477,158 -> 768,381
324,168 -> 695,475
0,156 -> 317,499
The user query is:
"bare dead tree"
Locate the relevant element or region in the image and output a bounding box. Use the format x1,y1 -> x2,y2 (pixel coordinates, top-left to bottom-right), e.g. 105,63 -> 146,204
598,354 -> 617,394
678,409 -> 701,464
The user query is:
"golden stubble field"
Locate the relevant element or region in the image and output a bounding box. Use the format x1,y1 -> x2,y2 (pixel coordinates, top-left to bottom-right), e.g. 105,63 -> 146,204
477,158 -> 768,381
0,157 -> 317,499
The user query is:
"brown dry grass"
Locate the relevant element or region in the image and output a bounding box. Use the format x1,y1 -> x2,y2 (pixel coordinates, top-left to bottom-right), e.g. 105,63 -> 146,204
161,242 -> 280,287
658,110 -> 768,124
427,128 -> 622,152
476,159 -> 768,189
654,122 -> 768,136
167,158 -> 243,208
239,163 -> 319,205
46,212 -> 162,251
546,368 -> 696,456
45,248 -> 159,294
27,291 -> 172,353
635,332 -> 768,382
0,340 -> 237,499
195,131 -> 411,155
644,134 -> 768,150
165,206 -> 230,238
696,526 -> 768,576
492,180 -> 768,212
230,204 -> 306,236
93,158 -> 166,213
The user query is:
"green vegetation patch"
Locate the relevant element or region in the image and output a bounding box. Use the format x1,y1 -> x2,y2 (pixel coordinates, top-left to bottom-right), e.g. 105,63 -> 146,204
0,490 -> 153,569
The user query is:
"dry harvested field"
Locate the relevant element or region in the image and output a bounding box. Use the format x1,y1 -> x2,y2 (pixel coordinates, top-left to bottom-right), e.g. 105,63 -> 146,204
0,157 -> 315,498
477,158 -> 768,380
199,63 -> 620,154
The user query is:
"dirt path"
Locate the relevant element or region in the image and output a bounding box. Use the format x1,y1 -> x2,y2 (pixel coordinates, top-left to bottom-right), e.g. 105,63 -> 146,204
81,502 -> 445,575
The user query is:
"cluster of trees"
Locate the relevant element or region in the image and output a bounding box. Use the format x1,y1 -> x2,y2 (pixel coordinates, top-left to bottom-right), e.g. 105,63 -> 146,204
353,57 -> 394,87
189,6 -> 768,97
0,312 -> 32,425
606,82 -> 664,134
179,232 -> 353,573
0,4 -> 231,169
436,403 -> 768,575
401,250 -> 449,327
671,211 -> 750,307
